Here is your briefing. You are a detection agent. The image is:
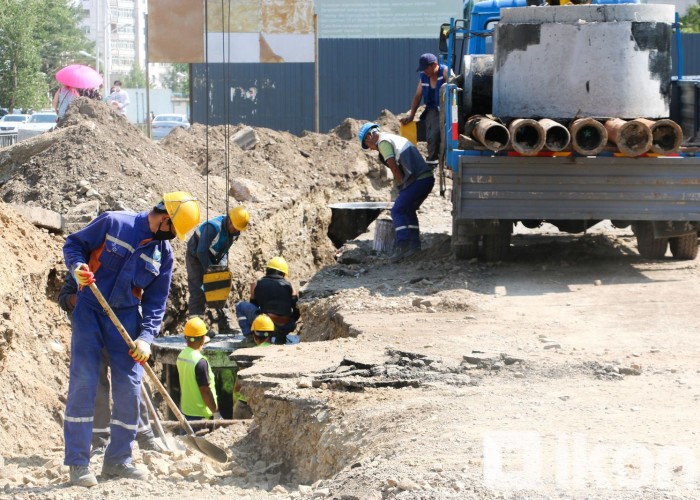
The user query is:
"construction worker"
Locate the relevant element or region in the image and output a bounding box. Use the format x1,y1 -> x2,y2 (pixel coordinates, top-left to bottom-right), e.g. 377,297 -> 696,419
232,314 -> 275,419
176,317 -> 221,420
235,256 -> 299,344
186,206 -> 250,334
359,122 -> 435,262
399,53 -> 452,161
57,274 -> 165,456
62,191 -> 200,487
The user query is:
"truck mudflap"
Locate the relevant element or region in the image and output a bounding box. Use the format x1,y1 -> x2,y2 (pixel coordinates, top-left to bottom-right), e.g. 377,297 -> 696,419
454,155 -> 700,222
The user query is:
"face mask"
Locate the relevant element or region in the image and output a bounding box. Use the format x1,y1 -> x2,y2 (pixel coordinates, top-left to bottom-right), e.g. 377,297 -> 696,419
153,219 -> 176,240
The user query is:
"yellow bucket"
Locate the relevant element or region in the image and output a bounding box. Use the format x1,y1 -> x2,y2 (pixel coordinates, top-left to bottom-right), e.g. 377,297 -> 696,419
203,266 -> 232,308
400,121 -> 418,145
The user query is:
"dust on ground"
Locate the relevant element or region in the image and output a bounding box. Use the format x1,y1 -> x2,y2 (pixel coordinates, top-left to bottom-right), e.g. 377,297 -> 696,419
0,97 -> 698,499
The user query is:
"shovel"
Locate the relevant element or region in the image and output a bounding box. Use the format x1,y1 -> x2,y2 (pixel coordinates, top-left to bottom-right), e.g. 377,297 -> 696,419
88,283 -> 229,463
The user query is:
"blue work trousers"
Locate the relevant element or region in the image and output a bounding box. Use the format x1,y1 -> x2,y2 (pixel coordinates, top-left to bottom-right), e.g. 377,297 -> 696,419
64,301 -> 143,466
391,176 -> 435,249
235,301 -> 297,337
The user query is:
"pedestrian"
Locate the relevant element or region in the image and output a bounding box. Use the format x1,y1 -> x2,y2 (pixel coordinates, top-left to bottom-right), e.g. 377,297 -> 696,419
186,206 -> 250,335
235,256 -> 299,344
232,314 -> 276,419
399,53 -> 452,161
53,84 -> 79,121
108,80 -> 130,115
62,191 -> 200,487
359,122 -> 435,262
57,274 -> 166,457
176,317 -> 222,421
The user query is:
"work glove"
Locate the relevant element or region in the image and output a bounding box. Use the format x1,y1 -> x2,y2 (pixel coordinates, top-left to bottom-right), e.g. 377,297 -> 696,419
213,412 -> 223,420
129,339 -> 151,365
73,263 -> 95,287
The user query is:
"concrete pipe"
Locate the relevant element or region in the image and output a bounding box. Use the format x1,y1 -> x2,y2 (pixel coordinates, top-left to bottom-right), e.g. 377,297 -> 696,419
466,115 -> 510,152
538,118 -> 570,152
604,118 -> 652,157
569,118 -> 608,156
637,118 -> 683,155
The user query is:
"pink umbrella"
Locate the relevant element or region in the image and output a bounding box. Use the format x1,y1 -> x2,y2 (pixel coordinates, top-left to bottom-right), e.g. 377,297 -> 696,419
55,64 -> 103,89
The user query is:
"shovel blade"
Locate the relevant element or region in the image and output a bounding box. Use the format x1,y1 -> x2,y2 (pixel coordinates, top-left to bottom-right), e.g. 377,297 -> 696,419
185,435 -> 229,463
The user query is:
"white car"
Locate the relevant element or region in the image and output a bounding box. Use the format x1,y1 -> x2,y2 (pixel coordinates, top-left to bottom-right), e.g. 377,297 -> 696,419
17,112 -> 58,141
0,114 -> 30,134
151,114 -> 190,140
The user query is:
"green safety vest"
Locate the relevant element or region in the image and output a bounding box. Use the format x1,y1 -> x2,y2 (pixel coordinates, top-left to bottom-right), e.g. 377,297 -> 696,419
177,347 -> 217,418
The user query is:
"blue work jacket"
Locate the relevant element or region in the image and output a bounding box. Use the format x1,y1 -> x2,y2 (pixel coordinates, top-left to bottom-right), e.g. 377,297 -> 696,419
63,211 -> 174,343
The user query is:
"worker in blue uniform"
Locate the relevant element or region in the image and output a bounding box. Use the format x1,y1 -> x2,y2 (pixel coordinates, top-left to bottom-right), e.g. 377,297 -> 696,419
400,53 -> 452,161
62,191 -> 200,487
359,122 -> 435,262
186,206 -> 250,334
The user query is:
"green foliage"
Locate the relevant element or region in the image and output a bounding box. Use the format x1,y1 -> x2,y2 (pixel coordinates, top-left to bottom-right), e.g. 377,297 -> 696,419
123,61 -> 146,88
681,3 -> 700,33
0,0 -> 92,111
161,63 -> 189,96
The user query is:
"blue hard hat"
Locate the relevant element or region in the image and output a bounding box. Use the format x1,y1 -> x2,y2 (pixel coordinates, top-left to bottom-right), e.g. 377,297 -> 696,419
358,122 -> 379,149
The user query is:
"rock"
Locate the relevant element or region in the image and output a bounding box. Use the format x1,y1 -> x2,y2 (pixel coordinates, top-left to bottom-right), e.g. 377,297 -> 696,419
10,204 -> 64,232
270,484 -> 288,494
232,126 -> 259,150
313,488 -> 331,497
229,178 -> 265,202
298,484 -> 313,496
397,478 -> 420,491
543,343 -> 561,350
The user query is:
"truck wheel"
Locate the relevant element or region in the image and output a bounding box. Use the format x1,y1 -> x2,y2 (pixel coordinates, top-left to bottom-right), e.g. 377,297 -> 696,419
634,222 -> 668,259
482,234 -> 511,261
669,234 -> 699,260
454,236 -> 479,260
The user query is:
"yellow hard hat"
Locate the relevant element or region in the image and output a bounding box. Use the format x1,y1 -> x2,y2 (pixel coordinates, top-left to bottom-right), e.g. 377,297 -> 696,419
251,314 -> 275,338
228,206 -> 250,232
184,316 -> 208,339
162,191 -> 200,240
266,256 -> 288,276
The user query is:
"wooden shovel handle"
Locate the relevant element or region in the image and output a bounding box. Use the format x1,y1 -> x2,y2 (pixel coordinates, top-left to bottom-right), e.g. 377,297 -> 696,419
88,283 -> 197,437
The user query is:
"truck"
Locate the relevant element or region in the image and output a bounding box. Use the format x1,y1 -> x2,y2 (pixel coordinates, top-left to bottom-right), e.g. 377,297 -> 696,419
440,0 -> 700,261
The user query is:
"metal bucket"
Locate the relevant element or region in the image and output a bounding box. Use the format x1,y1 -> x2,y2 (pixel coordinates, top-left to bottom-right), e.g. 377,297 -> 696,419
327,202 -> 392,248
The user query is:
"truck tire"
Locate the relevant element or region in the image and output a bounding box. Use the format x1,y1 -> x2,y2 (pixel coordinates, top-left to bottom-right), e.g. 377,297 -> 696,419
454,236 -> 479,260
482,234 -> 510,261
669,234 -> 698,260
634,222 -> 668,259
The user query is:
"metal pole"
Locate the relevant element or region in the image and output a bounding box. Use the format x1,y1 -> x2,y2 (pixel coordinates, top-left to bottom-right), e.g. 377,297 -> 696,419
145,13 -> 151,138
314,13 -> 319,133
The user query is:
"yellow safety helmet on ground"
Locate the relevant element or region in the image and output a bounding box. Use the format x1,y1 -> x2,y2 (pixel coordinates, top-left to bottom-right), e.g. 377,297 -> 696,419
266,256 -> 288,277
162,191 -> 200,240
228,206 -> 250,232
251,314 -> 275,338
184,316 -> 208,341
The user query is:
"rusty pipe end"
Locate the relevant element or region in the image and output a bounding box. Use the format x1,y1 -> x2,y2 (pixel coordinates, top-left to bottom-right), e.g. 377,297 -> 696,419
570,118 -> 608,156
508,118 -> 545,156
538,118 -> 570,152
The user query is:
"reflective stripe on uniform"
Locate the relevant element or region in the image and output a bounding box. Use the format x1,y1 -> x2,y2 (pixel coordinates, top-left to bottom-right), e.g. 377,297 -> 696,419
65,415 -> 94,423
140,253 -> 158,266
394,225 -> 409,232
111,418 -> 139,431
106,234 -> 135,254
92,426 -> 110,433
177,357 -> 197,366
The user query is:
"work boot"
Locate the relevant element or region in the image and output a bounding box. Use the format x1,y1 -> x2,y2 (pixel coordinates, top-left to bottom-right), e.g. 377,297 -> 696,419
216,308 -> 238,335
389,244 -> 410,263
69,465 -> 98,488
138,438 -> 166,453
89,445 -> 106,458
101,462 -> 148,481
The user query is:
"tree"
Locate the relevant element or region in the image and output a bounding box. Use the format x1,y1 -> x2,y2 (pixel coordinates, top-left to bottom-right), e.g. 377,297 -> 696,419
123,61 -> 146,88
161,63 -> 189,96
0,0 -> 91,111
681,2 -> 700,33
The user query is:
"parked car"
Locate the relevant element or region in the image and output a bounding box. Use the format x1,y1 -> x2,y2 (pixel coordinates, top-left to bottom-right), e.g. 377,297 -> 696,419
0,114 -> 30,134
16,111 -> 58,141
151,114 -> 190,140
